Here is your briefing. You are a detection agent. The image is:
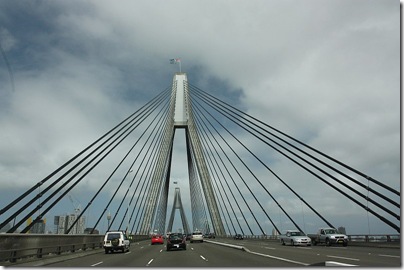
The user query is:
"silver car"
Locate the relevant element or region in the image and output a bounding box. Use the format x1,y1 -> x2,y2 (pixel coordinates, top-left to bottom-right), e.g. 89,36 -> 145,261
280,230 -> 311,246
190,231 -> 203,243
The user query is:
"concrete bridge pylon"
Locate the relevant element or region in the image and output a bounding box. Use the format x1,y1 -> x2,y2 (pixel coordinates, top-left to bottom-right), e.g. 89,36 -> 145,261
166,187 -> 191,234
139,73 -> 225,236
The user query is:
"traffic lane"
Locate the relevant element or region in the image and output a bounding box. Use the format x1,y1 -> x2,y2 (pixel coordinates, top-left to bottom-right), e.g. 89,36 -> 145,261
309,245 -> 401,267
46,241 -> 156,267
146,244 -> 209,267
271,243 -> 401,267
110,241 -> 304,267
183,241 -> 304,267
92,241 -> 168,267
91,241 -> 211,267
213,239 -> 315,264
220,239 -> 400,267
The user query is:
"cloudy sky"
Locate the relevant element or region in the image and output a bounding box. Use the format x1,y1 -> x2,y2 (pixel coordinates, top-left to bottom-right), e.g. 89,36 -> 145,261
0,0 -> 400,235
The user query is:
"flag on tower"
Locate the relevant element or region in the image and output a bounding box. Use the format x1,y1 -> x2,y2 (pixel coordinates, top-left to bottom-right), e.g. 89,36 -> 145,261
169,58 -> 182,72
170,58 -> 181,64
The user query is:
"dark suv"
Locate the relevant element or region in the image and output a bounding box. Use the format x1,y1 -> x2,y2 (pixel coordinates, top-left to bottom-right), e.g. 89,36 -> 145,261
167,233 -> 186,251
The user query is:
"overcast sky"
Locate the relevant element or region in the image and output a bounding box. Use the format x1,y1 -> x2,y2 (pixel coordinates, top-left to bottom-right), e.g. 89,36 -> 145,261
0,0 -> 400,235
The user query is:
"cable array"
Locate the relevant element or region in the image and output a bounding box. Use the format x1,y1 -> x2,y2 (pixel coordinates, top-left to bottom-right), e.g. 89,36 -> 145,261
0,78 -> 399,236
187,82 -> 400,234
0,86 -> 172,234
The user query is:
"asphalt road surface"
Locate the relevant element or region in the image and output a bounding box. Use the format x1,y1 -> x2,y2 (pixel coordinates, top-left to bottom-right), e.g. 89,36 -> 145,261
11,238 -> 401,267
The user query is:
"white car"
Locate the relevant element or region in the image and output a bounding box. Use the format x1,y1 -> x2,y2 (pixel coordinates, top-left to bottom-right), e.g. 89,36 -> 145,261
190,231 -> 203,243
280,230 -> 311,246
103,231 -> 130,253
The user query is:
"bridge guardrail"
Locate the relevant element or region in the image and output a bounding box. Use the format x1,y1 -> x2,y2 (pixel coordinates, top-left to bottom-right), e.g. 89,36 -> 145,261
0,233 -> 150,263
218,234 -> 400,243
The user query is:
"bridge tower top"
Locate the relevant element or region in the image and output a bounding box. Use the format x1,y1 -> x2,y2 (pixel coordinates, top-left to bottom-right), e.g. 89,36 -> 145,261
172,72 -> 188,127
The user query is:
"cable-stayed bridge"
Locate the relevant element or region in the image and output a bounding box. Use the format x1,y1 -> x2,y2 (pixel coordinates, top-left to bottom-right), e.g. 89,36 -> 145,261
0,73 -> 399,239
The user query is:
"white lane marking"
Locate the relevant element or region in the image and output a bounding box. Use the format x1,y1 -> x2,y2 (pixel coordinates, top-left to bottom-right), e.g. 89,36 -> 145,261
330,246 -> 348,249
200,255 -> 208,261
264,247 -> 276,250
248,251 -> 309,266
191,247 -> 194,250
91,261 -> 103,267
326,255 -> 360,261
124,251 -> 132,255
378,254 -> 400,258
325,261 -> 358,266
146,259 -> 154,266
297,246 -> 312,250
160,249 -> 163,252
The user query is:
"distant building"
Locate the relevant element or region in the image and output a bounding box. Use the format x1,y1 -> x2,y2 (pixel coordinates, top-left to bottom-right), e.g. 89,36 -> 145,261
84,228 -> 99,234
272,228 -> 280,236
24,218 -> 46,234
54,216 -> 66,234
30,219 -> 46,234
54,214 -> 86,234
0,223 -> 11,233
338,226 -> 346,234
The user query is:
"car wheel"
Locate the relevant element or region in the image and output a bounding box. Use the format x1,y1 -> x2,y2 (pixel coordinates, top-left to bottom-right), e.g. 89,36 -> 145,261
343,242 -> 348,247
281,239 -> 285,245
104,249 -> 109,254
325,238 -> 331,246
291,240 -> 294,246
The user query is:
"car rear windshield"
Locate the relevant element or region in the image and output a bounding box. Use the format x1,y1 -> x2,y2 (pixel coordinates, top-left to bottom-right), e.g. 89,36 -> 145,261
107,233 -> 121,240
193,232 -> 202,235
169,234 -> 183,240
290,231 -> 304,236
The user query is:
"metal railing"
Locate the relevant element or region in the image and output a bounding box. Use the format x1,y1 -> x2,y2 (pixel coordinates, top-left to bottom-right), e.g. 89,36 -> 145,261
0,233 -> 149,263
347,234 -> 400,242
218,234 -> 400,243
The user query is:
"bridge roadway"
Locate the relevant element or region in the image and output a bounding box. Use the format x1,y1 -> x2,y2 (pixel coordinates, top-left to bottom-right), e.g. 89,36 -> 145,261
9,238 -> 401,267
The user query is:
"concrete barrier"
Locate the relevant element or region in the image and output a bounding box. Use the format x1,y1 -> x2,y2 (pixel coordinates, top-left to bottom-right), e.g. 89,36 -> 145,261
0,233 -> 149,263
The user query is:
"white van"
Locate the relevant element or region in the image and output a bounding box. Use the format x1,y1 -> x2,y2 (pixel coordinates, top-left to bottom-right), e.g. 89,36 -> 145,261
103,231 -> 130,253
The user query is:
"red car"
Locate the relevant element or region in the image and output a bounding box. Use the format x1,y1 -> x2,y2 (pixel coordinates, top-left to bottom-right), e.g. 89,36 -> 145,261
151,234 -> 164,245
